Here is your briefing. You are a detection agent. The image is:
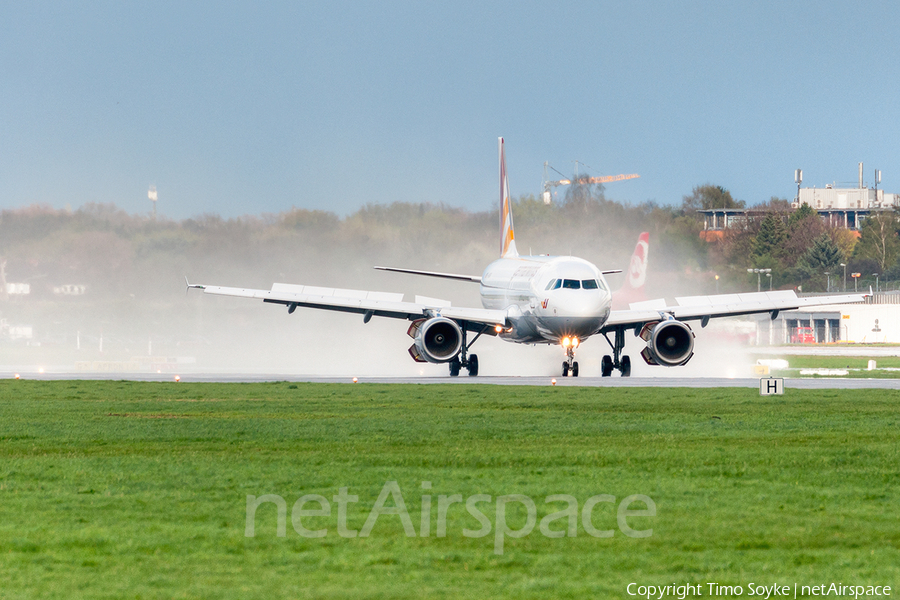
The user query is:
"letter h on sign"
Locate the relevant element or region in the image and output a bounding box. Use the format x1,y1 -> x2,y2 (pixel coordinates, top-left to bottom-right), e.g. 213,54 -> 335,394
759,377 -> 784,395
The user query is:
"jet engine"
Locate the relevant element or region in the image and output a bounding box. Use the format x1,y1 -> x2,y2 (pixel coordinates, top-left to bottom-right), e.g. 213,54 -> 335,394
407,317 -> 463,363
639,320 -> 694,367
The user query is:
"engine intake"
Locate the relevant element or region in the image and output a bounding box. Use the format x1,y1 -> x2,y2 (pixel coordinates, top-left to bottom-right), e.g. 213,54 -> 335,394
407,317 -> 463,363
639,320 -> 694,367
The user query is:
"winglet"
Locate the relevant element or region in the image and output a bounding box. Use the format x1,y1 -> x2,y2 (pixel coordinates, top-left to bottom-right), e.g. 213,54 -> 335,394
499,137 -> 518,258
185,276 -> 206,292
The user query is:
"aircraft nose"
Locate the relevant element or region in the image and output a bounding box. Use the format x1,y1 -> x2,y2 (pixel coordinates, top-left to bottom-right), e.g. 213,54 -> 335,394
553,291 -> 608,316
544,291 -> 610,338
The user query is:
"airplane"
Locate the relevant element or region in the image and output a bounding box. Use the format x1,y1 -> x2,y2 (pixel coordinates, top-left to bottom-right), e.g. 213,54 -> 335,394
187,138 -> 866,377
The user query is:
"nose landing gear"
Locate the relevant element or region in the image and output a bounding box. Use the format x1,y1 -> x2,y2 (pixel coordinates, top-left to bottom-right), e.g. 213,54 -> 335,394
561,337 -> 579,377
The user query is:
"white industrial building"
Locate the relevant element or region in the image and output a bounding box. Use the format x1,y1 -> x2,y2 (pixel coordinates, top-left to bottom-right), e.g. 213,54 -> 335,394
755,294 -> 900,345
797,186 -> 898,211
700,163 -> 897,232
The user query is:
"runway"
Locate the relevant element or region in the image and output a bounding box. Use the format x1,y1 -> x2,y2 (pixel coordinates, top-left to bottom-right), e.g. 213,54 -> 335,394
6,371 -> 900,389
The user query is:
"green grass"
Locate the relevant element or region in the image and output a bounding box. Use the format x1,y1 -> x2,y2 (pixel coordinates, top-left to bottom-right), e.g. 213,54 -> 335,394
767,355 -> 900,369
1,381 -> 898,598
759,355 -> 900,378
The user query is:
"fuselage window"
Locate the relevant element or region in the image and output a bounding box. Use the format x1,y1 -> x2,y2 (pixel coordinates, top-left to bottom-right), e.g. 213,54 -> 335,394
545,279 -> 558,290
581,279 -> 599,290
562,279 -> 580,289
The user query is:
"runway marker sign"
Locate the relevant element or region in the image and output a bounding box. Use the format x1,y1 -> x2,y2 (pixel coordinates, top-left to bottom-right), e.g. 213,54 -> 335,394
759,378 -> 784,395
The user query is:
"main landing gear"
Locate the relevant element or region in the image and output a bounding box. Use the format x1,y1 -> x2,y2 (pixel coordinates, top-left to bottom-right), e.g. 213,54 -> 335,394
601,327 -> 631,377
449,354 -> 478,377
448,324 -> 484,377
561,336 -> 579,377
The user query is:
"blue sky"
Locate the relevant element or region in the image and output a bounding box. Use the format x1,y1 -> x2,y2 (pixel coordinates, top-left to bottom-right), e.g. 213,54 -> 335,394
2,1 -> 899,219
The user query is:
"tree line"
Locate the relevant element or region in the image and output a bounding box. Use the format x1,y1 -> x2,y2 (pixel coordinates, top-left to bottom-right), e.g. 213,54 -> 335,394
2,179 -> 899,306
688,184 -> 900,292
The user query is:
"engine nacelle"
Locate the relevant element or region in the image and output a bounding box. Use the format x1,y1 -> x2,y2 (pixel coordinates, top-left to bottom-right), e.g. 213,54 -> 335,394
407,317 -> 463,363
639,320 -> 695,367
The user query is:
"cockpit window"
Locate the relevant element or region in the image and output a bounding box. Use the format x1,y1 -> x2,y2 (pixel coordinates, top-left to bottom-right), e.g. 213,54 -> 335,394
562,279 -> 580,289
582,279 -> 599,289
552,279 -> 562,289
545,279 -> 558,290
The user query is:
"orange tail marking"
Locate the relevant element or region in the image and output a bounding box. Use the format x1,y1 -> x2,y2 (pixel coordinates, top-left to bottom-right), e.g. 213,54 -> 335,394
499,137 -> 518,258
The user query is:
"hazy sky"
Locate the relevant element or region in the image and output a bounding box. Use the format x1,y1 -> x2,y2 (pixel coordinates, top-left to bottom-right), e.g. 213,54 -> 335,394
2,1 -> 899,219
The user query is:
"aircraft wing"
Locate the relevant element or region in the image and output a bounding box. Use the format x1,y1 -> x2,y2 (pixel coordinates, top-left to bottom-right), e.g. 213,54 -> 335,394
373,266 -> 482,283
187,281 -> 509,330
602,290 -> 867,331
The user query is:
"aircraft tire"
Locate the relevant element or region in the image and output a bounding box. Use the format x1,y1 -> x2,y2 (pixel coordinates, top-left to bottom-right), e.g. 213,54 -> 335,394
572,362 -> 579,377
562,362 -> 569,377
449,358 -> 461,377
467,354 -> 479,377
621,355 -> 631,377
601,355 -> 613,377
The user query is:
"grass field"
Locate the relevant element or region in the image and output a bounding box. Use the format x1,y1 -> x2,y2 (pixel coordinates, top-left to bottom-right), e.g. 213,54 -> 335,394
756,355 -> 900,378
1,381 -> 898,598
770,355 -> 900,369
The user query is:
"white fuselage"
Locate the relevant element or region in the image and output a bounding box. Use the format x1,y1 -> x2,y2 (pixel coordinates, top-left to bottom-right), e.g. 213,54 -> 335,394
480,255 -> 612,344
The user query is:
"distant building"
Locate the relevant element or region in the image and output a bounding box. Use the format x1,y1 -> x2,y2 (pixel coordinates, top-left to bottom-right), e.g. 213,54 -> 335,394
796,185 -> 898,229
755,293 -> 900,344
53,284 -> 87,296
699,164 -> 897,235
5,283 -> 31,296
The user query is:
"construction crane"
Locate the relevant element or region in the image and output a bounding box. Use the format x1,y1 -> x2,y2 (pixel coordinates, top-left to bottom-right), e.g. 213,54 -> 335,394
541,161 -> 639,204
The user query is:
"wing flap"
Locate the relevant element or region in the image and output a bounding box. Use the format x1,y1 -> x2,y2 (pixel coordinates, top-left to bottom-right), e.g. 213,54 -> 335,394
415,295 -> 452,308
629,298 -> 668,311
674,290 -> 797,306
604,291 -> 867,331
441,306 -> 507,326
196,282 -> 508,327
271,282 -> 404,302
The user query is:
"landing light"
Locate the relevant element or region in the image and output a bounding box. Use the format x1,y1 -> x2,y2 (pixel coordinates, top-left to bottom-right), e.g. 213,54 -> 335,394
494,325 -> 503,333
562,337 -> 571,347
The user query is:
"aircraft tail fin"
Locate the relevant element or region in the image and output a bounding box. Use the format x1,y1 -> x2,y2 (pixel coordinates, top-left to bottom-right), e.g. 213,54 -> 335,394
499,137 -> 518,258
611,232 -> 649,309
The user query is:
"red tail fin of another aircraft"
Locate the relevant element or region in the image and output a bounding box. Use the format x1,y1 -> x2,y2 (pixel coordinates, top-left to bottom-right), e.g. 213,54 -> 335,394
611,232 -> 649,310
